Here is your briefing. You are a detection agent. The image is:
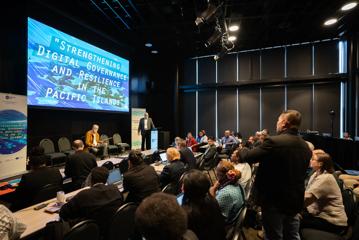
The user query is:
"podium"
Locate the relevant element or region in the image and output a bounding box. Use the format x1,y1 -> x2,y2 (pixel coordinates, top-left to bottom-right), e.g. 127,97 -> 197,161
151,129 -> 170,150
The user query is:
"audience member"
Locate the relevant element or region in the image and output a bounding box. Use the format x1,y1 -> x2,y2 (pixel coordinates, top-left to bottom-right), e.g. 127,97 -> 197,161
178,140 -> 197,170
14,147 -> 63,210
123,150 -> 160,203
220,130 -> 237,153
0,204 -> 26,240
85,124 -> 107,159
244,136 -> 255,149
239,110 -> 312,240
233,132 -> 243,144
64,140 -> 97,189
196,130 -> 208,144
172,137 -> 182,148
343,132 -> 353,140
160,147 -> 185,189
230,149 -> 251,192
60,167 -> 123,236
186,132 -> 198,152
197,136 -> 217,170
135,192 -> 198,240
181,170 -> 226,240
209,160 -> 244,224
302,153 -> 347,234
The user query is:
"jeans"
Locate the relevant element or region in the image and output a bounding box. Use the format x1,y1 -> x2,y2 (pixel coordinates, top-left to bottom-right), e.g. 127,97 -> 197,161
262,207 -> 300,240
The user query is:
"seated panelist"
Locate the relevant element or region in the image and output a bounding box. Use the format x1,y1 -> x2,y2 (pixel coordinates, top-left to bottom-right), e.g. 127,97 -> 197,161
85,124 -> 108,159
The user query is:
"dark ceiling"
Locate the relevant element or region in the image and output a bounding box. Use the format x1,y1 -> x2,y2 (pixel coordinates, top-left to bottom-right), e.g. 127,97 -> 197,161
30,0 -> 359,58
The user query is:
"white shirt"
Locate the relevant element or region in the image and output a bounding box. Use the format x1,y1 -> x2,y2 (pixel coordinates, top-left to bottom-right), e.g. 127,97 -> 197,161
144,119 -> 148,130
0,205 -> 26,240
92,133 -> 97,146
234,163 -> 252,191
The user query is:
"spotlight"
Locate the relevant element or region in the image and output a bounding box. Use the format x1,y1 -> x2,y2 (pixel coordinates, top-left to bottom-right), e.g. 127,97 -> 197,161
341,2 -> 358,11
228,25 -> 239,32
195,3 -> 222,27
205,30 -> 223,48
323,18 -> 338,26
151,50 -> 158,54
228,36 -> 237,42
145,43 -> 152,47
214,48 -> 228,61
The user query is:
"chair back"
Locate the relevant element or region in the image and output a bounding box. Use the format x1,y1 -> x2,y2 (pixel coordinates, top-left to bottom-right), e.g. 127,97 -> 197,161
113,133 -> 122,144
101,134 -> 109,144
342,188 -> 357,225
64,220 -> 100,240
108,202 -> 138,240
58,137 -> 72,152
40,138 -> 56,154
102,161 -> 114,170
32,184 -> 62,204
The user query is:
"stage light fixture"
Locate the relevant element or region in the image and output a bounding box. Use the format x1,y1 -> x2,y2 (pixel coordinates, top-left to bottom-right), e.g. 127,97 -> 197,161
228,25 -> 239,32
341,2 -> 358,11
151,50 -> 158,54
145,43 -> 152,47
195,3 -> 222,27
214,48 -> 227,61
205,30 -> 223,48
228,36 -> 237,41
323,18 -> 338,26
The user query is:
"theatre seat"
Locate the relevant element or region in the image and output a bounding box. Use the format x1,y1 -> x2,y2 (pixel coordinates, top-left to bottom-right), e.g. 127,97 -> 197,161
58,137 -> 75,156
101,134 -> 118,156
64,220 -> 100,240
113,133 -> 130,152
39,138 -> 67,166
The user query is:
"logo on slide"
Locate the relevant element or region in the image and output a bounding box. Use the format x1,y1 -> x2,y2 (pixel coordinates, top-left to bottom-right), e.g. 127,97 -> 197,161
0,110 -> 27,155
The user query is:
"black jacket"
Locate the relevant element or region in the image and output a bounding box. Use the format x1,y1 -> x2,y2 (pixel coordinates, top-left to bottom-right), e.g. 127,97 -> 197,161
160,160 -> 185,188
59,184 -> 123,236
179,147 -> 197,170
138,117 -> 155,134
123,163 -> 160,203
64,150 -> 97,189
240,129 -> 311,215
199,144 -> 217,169
15,167 -> 63,209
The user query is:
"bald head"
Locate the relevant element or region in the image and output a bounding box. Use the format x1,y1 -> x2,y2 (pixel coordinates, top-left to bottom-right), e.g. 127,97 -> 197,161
73,139 -> 84,151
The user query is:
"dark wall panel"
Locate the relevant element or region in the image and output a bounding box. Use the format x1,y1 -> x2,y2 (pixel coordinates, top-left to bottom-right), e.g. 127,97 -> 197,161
238,51 -> 260,83
313,83 -> 340,137
217,54 -> 237,83
314,41 -> 339,75
218,89 -> 237,136
182,59 -> 196,85
198,57 -> 216,84
287,85 -> 313,131
180,92 -> 196,137
238,89 -> 260,138
287,45 -> 312,78
261,87 -> 285,134
198,91 -> 216,137
261,48 -> 284,80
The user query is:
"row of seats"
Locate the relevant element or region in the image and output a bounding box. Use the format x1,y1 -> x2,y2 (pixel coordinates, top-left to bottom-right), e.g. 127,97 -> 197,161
38,133 -> 130,166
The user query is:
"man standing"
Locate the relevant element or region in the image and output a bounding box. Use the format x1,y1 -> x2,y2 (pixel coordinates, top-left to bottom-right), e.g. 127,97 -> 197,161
65,140 -> 97,189
85,124 -> 107,159
240,110 -> 311,240
138,112 -> 155,151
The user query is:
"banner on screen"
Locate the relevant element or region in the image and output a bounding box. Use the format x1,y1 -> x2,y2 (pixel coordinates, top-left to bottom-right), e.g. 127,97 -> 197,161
131,108 -> 146,149
0,93 -> 27,180
27,17 -> 129,112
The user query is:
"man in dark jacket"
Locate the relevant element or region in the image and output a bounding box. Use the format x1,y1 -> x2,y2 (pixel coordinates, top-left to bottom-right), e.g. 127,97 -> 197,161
123,150 -> 160,203
198,136 -> 217,170
60,167 -> 123,237
138,112 -> 155,151
240,110 -> 311,240
14,147 -> 63,210
178,140 -> 197,170
64,140 -> 97,189
160,147 -> 185,189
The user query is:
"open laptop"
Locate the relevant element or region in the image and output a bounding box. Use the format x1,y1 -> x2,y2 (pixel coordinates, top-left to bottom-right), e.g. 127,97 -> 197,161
160,152 -> 169,165
107,169 -> 123,185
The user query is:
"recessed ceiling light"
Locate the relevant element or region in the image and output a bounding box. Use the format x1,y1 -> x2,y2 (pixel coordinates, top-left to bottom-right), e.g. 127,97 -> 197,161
145,43 -> 152,47
229,25 -> 239,32
151,50 -> 158,54
341,2 -> 358,11
228,36 -> 237,41
323,18 -> 338,26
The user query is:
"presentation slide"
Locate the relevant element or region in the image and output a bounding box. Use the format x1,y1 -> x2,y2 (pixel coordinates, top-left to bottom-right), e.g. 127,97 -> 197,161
27,17 -> 129,112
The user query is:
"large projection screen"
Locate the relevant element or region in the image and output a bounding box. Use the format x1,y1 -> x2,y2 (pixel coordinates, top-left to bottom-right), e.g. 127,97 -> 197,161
27,17 -> 129,112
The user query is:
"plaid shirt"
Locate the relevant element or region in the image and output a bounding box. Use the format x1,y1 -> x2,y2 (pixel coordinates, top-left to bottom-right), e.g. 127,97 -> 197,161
0,205 -> 26,240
